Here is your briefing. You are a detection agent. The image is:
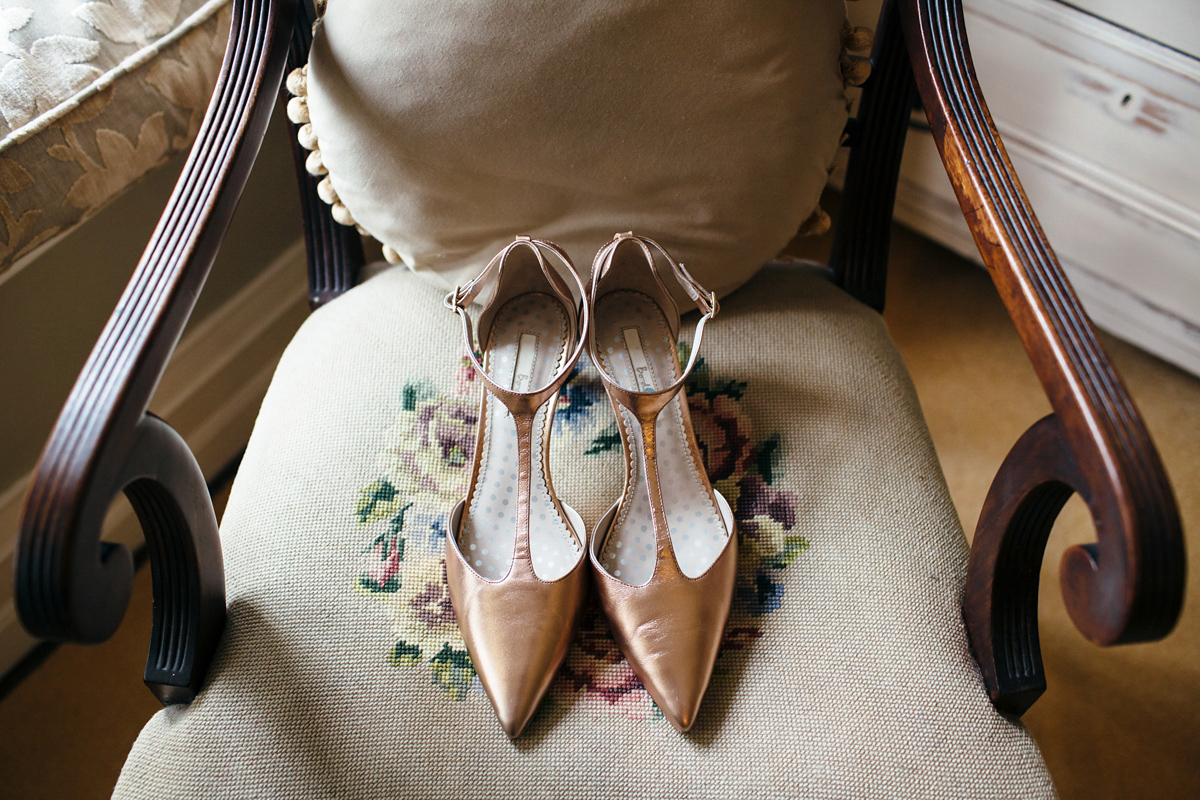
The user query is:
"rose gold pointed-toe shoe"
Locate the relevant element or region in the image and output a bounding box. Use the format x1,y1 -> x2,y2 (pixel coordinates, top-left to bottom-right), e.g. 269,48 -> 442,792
443,237 -> 590,738
586,232 -> 737,733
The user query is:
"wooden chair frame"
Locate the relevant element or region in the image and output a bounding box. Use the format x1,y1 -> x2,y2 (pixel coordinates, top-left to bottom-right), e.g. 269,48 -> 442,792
15,0 -> 1184,716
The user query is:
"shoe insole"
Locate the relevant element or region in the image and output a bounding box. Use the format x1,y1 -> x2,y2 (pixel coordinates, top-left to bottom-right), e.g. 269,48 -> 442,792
593,290 -> 730,585
459,293 -> 582,582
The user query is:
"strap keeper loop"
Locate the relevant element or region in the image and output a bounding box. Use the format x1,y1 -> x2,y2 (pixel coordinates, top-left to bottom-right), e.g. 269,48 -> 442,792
444,286 -> 469,311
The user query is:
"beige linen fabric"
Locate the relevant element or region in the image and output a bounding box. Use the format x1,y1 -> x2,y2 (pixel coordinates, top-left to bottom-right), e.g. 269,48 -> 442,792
0,0 -> 229,280
115,263 -> 1054,799
304,0 -> 850,303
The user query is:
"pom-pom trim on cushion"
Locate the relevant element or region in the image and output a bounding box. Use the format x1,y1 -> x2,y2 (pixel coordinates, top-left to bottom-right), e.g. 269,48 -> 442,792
285,56 -> 403,263
797,206 -> 833,237
286,4 -> 871,256
839,18 -> 874,87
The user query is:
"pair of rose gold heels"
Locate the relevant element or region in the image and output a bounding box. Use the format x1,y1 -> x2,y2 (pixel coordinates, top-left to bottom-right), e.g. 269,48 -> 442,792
443,233 -> 737,738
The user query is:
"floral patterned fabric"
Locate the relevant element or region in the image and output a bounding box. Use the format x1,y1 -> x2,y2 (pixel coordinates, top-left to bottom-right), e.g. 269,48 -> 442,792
354,355 -> 810,715
0,0 -> 227,280
115,263 -> 1054,799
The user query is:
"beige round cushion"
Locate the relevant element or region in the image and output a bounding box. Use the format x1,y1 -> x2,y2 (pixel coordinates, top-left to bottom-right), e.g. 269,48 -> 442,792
304,0 -> 850,299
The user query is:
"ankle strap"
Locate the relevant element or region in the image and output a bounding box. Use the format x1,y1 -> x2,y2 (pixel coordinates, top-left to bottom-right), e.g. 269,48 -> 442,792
590,232 -> 719,318
589,233 -> 719,418
444,237 -> 588,413
445,236 -> 578,312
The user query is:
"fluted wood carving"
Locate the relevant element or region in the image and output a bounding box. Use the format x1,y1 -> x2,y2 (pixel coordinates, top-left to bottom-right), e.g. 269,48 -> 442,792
16,0 -> 298,704
902,0 -> 1185,714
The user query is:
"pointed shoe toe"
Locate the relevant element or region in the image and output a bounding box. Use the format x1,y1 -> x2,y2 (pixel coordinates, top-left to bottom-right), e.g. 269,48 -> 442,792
633,644 -> 711,732
484,637 -> 563,738
589,496 -> 738,734
493,691 -> 540,740
446,502 -> 588,738
585,233 -> 739,732
627,616 -> 727,733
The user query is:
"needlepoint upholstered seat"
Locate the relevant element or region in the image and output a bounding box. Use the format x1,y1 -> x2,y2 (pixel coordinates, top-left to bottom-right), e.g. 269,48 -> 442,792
14,0 -> 1184,797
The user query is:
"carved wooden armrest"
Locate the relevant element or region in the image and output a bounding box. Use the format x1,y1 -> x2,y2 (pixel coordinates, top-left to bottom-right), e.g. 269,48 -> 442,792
14,0 -> 298,704
901,0 -> 1186,714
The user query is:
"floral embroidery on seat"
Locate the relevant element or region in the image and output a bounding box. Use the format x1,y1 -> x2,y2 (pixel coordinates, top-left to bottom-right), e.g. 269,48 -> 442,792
354,355 -> 809,718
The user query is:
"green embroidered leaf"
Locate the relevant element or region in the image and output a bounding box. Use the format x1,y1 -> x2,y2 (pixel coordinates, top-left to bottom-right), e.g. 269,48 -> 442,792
387,641 -> 422,666
707,377 -> 747,401
430,643 -> 476,700
358,574 -> 400,594
399,380 -> 438,411
680,356 -> 747,401
401,384 -> 419,411
446,443 -> 467,469
364,505 -> 413,559
774,535 -> 810,569
431,643 -> 474,670
387,504 -> 412,543
585,423 -> 622,455
356,479 -> 399,524
754,434 -> 781,485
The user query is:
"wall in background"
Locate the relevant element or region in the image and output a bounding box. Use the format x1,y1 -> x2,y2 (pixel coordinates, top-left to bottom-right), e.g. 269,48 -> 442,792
0,110 -> 308,678
0,112 -> 302,493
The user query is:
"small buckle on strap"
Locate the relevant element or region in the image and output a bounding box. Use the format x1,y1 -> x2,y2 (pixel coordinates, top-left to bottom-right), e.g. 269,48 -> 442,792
675,261 -> 717,317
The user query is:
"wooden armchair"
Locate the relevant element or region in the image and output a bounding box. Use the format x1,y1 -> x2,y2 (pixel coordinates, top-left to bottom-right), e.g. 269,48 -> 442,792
14,0 -> 1185,793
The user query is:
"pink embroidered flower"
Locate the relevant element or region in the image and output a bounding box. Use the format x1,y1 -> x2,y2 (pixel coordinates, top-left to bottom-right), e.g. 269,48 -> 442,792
455,357 -> 477,396
367,538 -> 402,588
688,393 -> 754,483
408,562 -> 456,629
557,606 -> 657,719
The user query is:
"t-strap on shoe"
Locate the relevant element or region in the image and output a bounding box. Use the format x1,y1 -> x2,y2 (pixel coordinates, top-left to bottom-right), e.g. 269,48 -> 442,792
443,236 -> 590,738
586,232 -> 737,732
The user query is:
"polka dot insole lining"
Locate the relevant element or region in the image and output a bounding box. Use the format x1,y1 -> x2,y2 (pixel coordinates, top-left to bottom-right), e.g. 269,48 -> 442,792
459,293 -> 582,582
594,290 -> 729,585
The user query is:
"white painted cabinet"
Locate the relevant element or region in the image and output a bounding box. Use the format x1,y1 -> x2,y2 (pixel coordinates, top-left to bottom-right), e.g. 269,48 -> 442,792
848,0 -> 1200,376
